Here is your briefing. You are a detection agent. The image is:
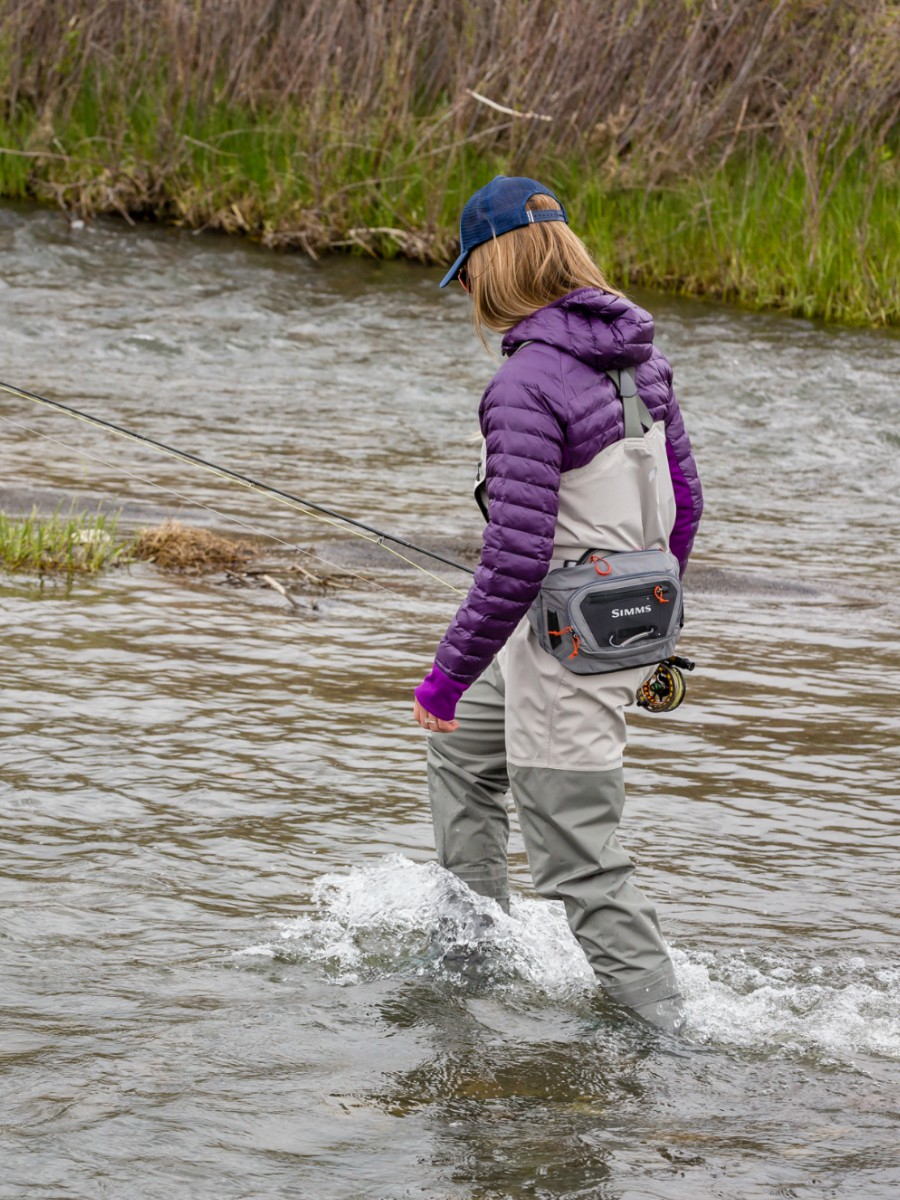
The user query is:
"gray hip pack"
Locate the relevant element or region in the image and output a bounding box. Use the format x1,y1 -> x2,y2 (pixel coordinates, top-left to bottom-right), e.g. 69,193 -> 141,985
527,368 -> 684,675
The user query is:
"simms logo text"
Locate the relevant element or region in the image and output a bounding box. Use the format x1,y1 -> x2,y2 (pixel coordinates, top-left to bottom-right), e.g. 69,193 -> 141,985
611,605 -> 652,618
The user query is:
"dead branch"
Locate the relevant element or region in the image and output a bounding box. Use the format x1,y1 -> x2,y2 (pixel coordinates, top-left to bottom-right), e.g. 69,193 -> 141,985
260,573 -> 301,609
465,89 -> 552,123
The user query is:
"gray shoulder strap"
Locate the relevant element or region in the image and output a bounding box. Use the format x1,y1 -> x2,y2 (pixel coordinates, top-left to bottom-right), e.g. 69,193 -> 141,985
605,368 -> 654,438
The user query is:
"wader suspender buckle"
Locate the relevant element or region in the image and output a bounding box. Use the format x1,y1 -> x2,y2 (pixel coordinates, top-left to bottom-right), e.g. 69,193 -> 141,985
605,367 -> 655,438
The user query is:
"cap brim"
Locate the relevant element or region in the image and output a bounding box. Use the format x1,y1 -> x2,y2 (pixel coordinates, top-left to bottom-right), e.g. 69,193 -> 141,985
439,248 -> 469,288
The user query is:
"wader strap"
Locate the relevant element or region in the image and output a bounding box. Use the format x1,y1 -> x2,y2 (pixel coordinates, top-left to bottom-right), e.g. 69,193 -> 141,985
606,368 -> 655,438
513,348 -> 654,438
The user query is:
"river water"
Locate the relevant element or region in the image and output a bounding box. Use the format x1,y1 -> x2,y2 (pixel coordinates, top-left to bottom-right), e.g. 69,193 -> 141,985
1,204 -> 898,1199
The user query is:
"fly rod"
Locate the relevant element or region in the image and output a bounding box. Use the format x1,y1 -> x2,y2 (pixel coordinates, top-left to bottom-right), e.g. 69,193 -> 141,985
0,379 -> 476,579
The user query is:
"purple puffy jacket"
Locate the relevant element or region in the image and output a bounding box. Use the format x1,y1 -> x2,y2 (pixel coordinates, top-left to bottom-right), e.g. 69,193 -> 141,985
416,288 -> 703,721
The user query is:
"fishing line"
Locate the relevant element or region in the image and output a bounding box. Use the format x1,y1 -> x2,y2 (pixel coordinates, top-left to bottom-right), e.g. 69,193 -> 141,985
0,412 -> 464,613
0,379 -> 475,597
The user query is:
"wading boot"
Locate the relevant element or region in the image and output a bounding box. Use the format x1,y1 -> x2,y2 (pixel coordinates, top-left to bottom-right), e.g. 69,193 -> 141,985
628,993 -> 687,1037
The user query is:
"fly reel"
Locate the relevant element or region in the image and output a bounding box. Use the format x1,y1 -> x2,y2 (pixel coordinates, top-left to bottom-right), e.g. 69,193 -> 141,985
636,655 -> 695,714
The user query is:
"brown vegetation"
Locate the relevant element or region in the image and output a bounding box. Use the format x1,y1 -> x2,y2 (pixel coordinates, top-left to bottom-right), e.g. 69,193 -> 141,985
132,520 -> 255,573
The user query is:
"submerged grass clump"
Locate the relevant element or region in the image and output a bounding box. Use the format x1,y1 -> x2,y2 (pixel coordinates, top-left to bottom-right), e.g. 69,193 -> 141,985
0,509 -> 128,574
131,520 -> 255,573
0,512 -> 257,577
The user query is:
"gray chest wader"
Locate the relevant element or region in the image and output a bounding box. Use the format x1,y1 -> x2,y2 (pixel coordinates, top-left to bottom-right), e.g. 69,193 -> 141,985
426,365 -> 683,1028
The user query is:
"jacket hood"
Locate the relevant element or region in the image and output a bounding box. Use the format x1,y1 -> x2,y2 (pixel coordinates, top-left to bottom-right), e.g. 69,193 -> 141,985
501,288 -> 655,371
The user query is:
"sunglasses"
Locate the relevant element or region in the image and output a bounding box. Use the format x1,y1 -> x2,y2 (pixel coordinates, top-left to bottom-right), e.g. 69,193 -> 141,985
457,266 -> 470,292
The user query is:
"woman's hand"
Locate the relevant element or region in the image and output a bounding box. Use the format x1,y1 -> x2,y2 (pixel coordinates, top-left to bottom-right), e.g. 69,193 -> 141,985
412,698 -> 458,734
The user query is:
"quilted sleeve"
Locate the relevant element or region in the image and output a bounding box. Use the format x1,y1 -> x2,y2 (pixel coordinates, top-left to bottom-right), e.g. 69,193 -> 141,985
661,366 -> 703,573
431,371 -> 565,688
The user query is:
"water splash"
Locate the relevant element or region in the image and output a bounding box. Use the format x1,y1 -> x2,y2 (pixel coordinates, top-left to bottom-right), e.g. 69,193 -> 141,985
677,948 -> 900,1061
238,854 -> 595,999
237,855 -> 900,1062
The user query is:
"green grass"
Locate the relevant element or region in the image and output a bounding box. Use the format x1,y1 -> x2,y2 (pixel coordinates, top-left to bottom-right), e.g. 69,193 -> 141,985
0,509 -> 129,575
568,151 -> 900,326
0,81 -> 897,326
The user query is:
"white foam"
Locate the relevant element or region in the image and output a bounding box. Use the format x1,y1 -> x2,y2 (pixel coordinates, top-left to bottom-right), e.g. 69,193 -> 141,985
237,855 -> 900,1062
677,948 -> 900,1060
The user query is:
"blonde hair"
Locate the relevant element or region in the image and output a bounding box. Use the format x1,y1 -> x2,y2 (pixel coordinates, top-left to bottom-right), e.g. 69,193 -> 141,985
466,193 -> 623,340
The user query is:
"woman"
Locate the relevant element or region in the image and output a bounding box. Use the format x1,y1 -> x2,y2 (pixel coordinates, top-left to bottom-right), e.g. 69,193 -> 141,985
413,176 -> 702,1033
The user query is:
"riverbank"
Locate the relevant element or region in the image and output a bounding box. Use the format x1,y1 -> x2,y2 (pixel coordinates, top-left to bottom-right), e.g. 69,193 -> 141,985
1,0 -> 898,327
1,121 -> 896,327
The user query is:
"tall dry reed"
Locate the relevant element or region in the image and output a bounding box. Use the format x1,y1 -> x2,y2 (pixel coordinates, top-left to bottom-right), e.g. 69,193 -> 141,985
3,0 -> 897,172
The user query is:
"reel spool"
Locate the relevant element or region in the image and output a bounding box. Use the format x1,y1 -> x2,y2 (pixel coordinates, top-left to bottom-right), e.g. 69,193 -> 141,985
636,655 -> 695,714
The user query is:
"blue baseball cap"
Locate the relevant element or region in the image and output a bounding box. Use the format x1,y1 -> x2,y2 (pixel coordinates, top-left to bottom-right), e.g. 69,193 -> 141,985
439,175 -> 568,287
